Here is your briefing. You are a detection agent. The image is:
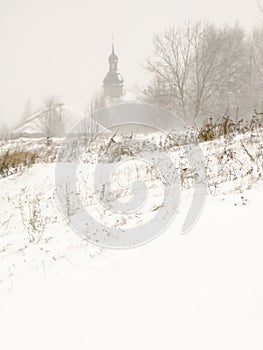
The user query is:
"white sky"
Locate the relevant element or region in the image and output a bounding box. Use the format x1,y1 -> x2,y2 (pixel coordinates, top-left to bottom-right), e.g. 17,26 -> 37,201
0,0 -> 262,128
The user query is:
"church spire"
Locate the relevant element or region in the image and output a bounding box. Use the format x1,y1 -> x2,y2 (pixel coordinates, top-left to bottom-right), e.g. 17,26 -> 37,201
112,34 -> 115,55
103,39 -> 124,98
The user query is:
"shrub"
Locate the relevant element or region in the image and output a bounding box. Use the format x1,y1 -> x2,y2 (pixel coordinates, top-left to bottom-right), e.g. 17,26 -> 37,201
198,113 -> 263,142
0,150 -> 37,177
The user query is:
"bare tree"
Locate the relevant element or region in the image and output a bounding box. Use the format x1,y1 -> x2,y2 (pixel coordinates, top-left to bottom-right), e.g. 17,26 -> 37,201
258,0 -> 263,13
244,25 -> 263,112
21,98 -> 33,123
192,23 -> 247,121
13,98 -> 33,131
145,22 -> 248,126
145,22 -> 193,123
42,96 -> 66,138
247,26 -> 263,79
81,92 -> 105,139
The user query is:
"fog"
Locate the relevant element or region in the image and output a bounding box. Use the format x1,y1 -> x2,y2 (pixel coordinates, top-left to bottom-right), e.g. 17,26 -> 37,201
0,0 -> 261,128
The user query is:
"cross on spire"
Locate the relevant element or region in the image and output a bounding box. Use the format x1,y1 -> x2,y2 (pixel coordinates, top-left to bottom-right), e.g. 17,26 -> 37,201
112,34 -> 115,54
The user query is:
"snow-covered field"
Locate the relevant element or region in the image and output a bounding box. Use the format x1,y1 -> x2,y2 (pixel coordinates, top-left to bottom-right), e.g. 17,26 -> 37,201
0,131 -> 262,350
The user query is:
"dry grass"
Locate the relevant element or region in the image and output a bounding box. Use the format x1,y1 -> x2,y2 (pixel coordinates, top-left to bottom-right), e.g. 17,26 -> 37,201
0,150 -> 37,177
198,113 -> 263,142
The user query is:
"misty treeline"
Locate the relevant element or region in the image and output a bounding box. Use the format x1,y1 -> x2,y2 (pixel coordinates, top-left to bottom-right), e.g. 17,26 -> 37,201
144,21 -> 263,126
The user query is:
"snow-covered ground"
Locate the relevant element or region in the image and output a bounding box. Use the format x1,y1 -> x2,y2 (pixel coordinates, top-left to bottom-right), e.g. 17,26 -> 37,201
0,131 -> 262,350
12,104 -> 107,137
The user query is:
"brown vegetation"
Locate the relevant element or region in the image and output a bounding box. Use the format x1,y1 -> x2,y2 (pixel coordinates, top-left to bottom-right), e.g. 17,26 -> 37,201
198,112 -> 263,142
0,150 -> 37,177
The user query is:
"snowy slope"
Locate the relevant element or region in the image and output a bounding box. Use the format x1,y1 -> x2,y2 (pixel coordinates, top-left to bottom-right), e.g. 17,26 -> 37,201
12,104 -> 107,137
0,130 -> 262,350
0,180 -> 262,350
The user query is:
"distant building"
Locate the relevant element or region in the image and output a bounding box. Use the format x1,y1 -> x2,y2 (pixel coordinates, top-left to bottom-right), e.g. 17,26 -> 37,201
103,43 -> 124,98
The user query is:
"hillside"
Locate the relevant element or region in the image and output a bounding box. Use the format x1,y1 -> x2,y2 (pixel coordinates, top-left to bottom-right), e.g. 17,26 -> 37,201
12,104 -> 107,137
0,128 -> 262,350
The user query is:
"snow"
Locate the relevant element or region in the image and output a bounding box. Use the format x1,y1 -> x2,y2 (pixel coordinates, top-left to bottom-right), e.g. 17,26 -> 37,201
0,130 -> 262,349
12,104 -> 108,137
0,188 -> 262,350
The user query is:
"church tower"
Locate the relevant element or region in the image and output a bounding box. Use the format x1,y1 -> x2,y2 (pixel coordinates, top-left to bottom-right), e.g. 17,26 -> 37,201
103,41 -> 124,98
